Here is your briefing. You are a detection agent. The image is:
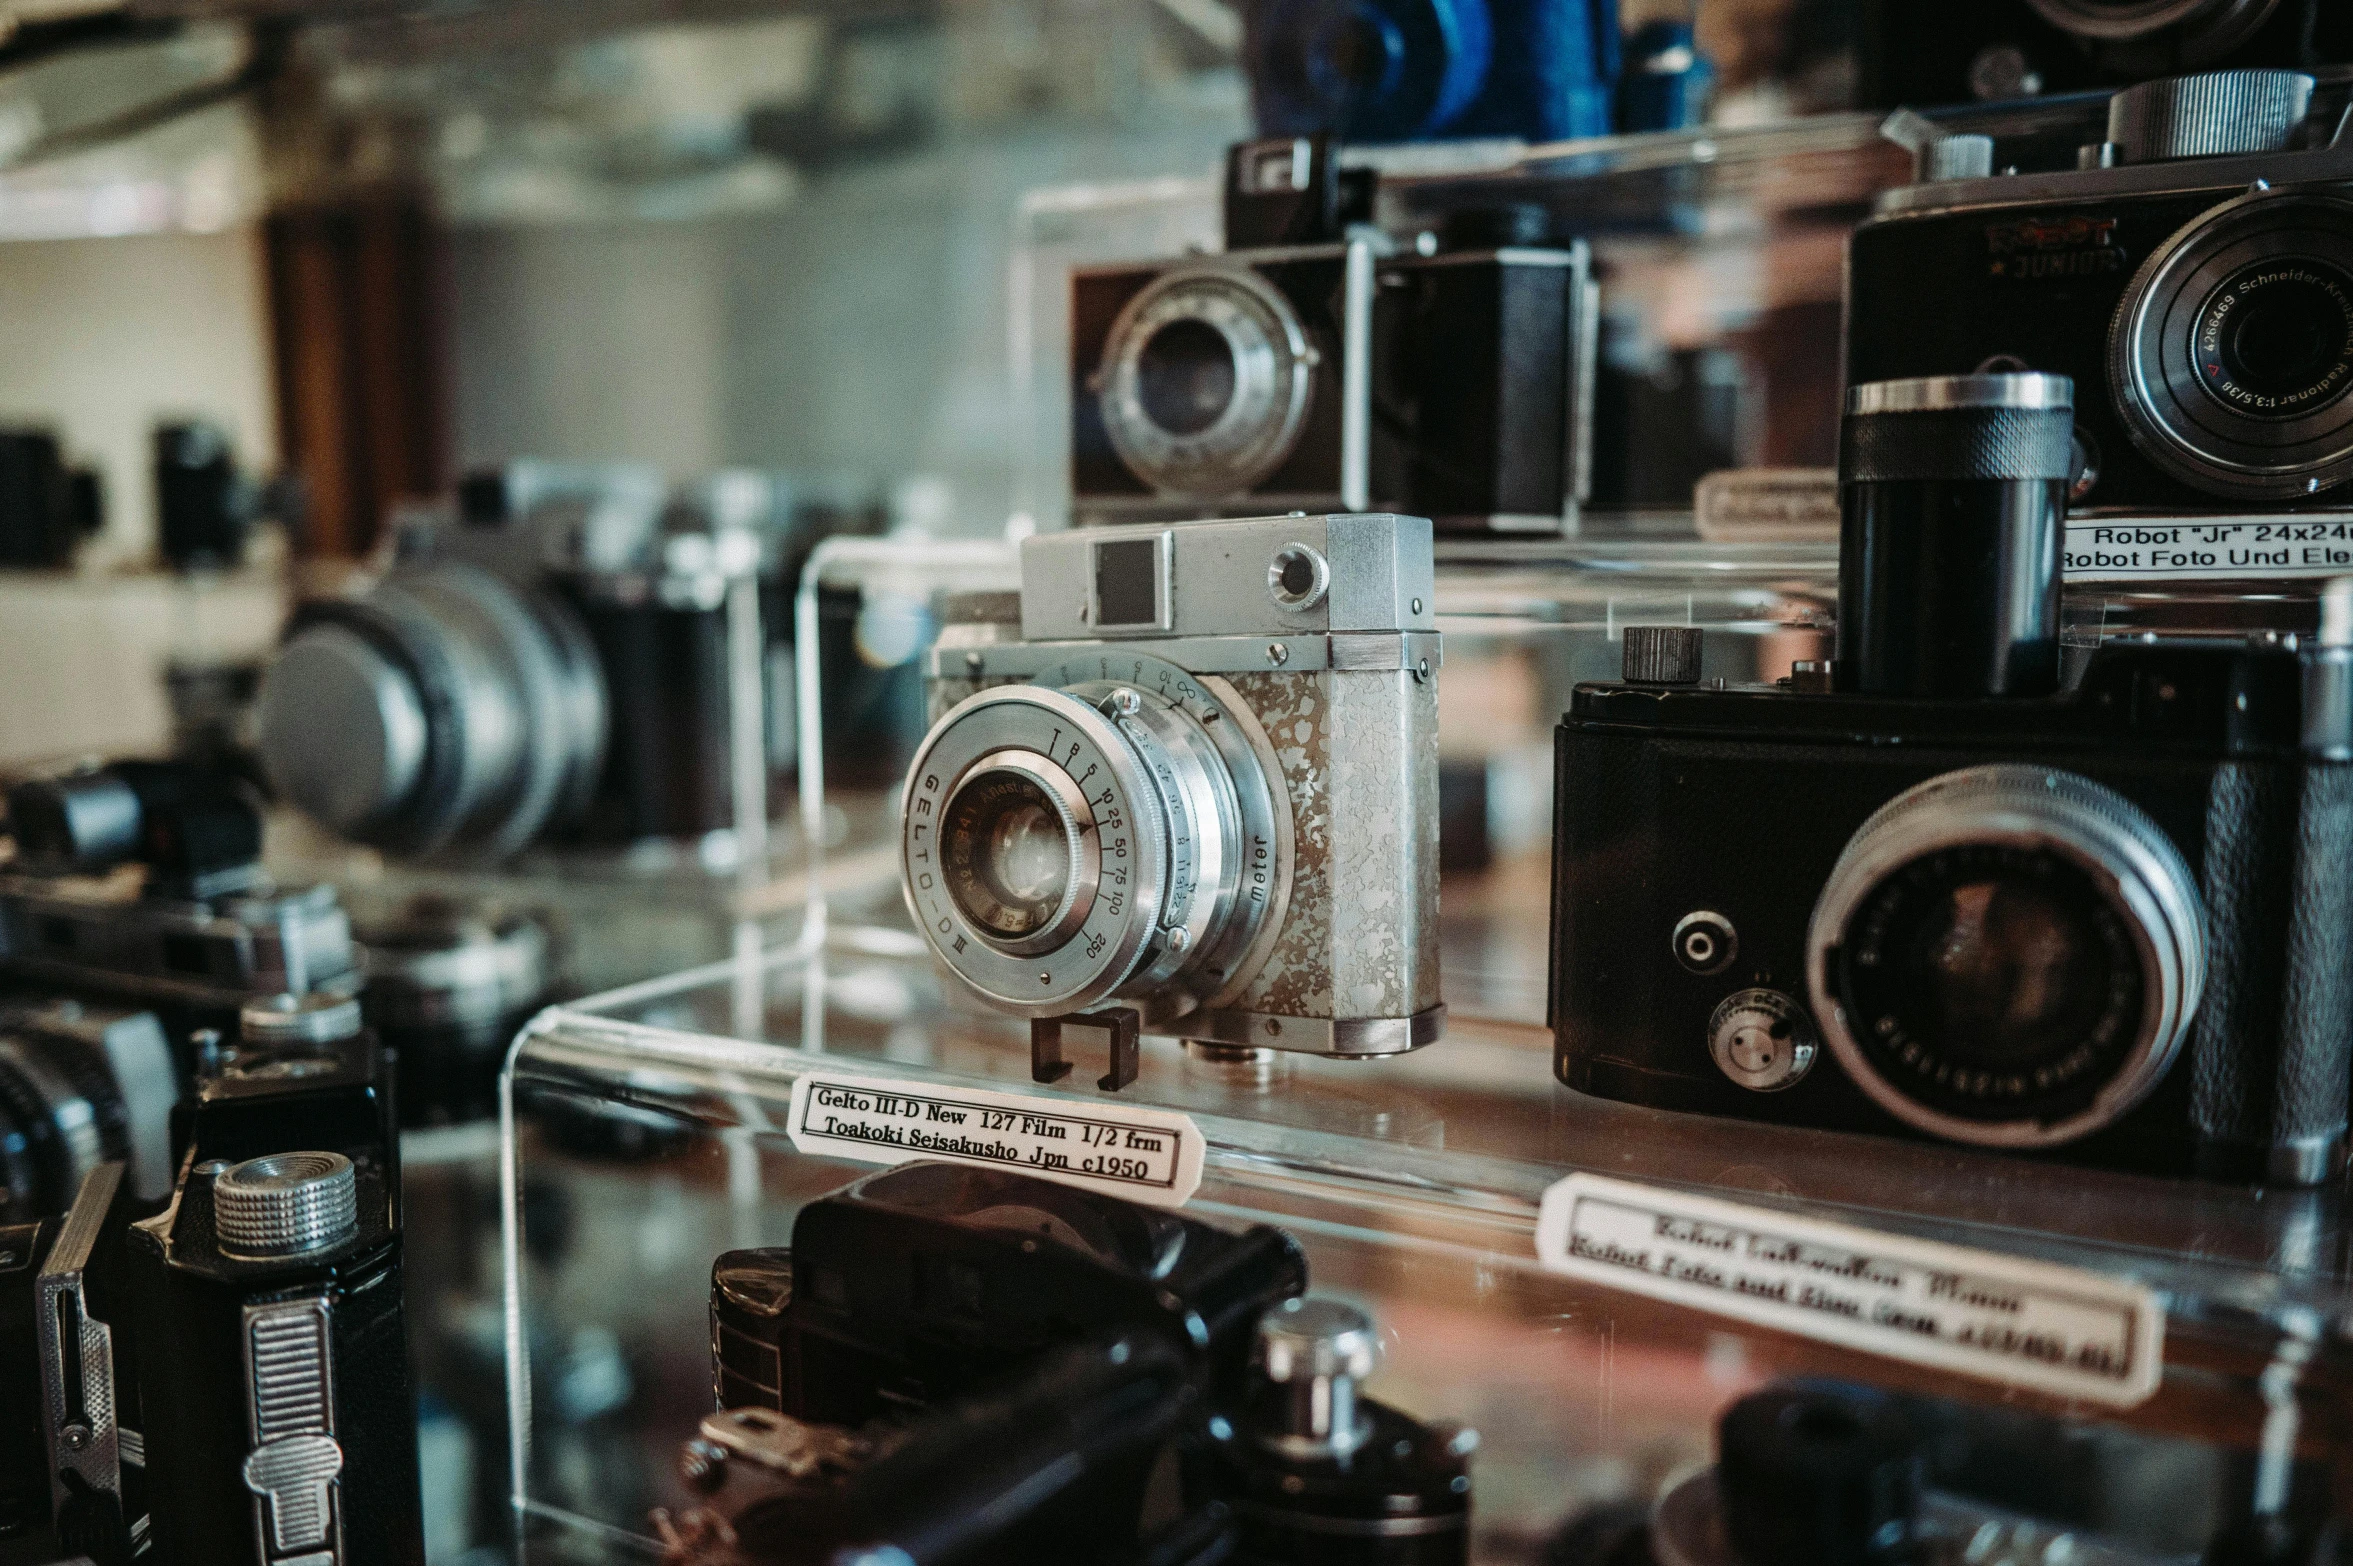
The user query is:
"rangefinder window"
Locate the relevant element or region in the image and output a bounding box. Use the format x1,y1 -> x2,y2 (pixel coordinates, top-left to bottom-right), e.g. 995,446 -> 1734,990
1091,537 -> 1165,630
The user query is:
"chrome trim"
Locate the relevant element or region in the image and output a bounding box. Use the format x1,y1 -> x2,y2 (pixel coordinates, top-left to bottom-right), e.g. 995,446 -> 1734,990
931,632 -> 1442,679
1178,1002 -> 1446,1057
1340,237 -> 1374,512
1847,373 -> 2076,415
1806,765 -> 2206,1150
37,1162 -> 124,1519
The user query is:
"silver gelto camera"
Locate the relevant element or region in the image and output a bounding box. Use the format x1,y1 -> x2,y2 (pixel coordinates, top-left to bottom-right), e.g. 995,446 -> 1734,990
900,512 -> 1443,1058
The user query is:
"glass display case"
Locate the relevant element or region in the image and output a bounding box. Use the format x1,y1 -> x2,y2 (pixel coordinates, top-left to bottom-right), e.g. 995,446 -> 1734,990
498,922 -> 2353,1565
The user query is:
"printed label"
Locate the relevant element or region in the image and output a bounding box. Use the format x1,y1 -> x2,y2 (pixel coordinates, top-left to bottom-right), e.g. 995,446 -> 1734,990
2065,515 -> 2353,581
1535,1174 -> 2162,1406
786,1071 -> 1205,1209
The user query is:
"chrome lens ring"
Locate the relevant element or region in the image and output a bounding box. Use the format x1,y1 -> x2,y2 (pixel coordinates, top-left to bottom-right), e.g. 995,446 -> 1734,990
940,749 -> 1103,957
1805,765 -> 2206,1149
1098,264 -> 1315,499
1028,653 -> 1292,1016
2110,191 -> 2353,500
901,686 -> 1171,1018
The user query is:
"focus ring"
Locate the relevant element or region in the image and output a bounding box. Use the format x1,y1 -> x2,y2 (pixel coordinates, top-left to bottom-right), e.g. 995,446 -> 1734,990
1841,407 -> 2078,483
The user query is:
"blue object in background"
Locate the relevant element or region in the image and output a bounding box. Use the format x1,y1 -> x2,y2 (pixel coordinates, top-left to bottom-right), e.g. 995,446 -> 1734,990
1247,0 -> 1620,145
1616,17 -> 1715,132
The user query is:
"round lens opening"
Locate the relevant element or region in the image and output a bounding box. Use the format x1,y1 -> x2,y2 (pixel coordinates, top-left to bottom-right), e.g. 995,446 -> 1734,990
2194,260 -> 2353,420
943,769 -> 1078,941
1832,844 -> 2145,1124
1135,319 -> 1239,437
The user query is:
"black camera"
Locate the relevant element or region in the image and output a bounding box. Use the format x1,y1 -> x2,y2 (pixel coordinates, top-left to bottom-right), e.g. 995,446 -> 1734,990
1848,69 -> 2353,516
665,1163 -> 1472,1565
1072,137 -> 1594,535
0,762 -> 360,1062
124,988 -> 422,1566
0,428 -> 101,572
1860,0 -> 2352,108
352,893 -> 551,1128
1545,1379 -> 2333,1566
1552,373 -> 2353,1184
0,999 -> 176,1226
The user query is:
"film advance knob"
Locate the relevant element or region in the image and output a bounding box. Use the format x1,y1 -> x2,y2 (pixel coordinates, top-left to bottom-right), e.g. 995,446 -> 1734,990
2106,70 -> 2313,164
213,1150 -> 361,1260
239,989 -> 365,1047
1256,1296 -> 1379,1458
1623,626 -> 1704,685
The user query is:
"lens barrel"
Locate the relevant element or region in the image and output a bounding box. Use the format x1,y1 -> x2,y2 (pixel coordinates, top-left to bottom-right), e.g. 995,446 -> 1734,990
1838,374 -> 2076,699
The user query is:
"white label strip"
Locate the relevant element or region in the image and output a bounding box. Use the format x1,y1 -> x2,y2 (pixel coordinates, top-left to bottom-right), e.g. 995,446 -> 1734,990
1535,1173 -> 2163,1406
786,1071 -> 1205,1209
2065,515 -> 2353,581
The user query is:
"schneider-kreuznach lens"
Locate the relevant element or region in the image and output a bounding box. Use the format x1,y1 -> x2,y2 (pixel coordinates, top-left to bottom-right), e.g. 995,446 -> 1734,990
2112,189 -> 2353,500
900,658 -> 1289,1024
1096,266 -> 1315,498
1806,765 -> 2206,1149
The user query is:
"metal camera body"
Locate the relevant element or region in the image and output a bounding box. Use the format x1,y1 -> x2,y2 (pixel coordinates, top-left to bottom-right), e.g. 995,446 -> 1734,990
904,513 -> 1443,1059
259,464 -> 791,859
1071,141 -> 1594,535
125,999 -> 421,1566
1848,69 -> 2353,514
1550,632 -> 2353,1182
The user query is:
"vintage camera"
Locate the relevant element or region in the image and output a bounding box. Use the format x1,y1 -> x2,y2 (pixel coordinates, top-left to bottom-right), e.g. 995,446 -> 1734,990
1243,0 -> 1619,142
1544,1379 -> 2332,1566
1552,374 -> 2353,1184
1860,0 -> 2351,107
0,428 -> 101,572
352,894 -> 550,1127
124,989 -> 422,1566
1848,69 -> 2353,515
0,1160 -> 152,1565
256,462 -> 880,859
1073,138 -> 1594,535
0,999 -> 176,1225
904,512 -> 1444,1083
665,1163 -> 1470,1566
0,763 -> 359,1054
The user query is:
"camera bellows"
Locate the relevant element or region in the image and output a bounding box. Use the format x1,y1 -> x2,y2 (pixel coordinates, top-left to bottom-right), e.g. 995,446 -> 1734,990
215,1151 -> 360,1259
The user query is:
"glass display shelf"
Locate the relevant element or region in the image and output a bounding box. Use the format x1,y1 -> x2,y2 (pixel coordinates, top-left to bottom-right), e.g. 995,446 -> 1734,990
500,906 -> 2353,1565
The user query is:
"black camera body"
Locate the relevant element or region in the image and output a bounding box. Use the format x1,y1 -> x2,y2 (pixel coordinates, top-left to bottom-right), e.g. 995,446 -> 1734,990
124,999 -> 421,1566
1848,71 -> 2353,515
1072,139 -> 1593,534
1858,0 -> 2352,108
676,1165 -> 1471,1566
1551,634 -> 2353,1181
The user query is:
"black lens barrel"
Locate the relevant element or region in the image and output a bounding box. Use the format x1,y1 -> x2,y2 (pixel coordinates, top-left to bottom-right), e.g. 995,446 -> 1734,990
1838,373 -> 2075,699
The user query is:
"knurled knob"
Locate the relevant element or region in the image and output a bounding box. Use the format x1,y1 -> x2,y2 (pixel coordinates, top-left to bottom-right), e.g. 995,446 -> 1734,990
1623,626 -> 1705,685
2107,70 -> 2312,164
240,990 -> 364,1046
215,1151 -> 360,1260
1259,1296 -> 1380,1385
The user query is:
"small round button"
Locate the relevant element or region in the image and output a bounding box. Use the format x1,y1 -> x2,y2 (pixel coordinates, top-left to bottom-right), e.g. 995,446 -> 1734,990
1708,989 -> 1817,1093
1266,544 -> 1330,610
1672,910 -> 1738,975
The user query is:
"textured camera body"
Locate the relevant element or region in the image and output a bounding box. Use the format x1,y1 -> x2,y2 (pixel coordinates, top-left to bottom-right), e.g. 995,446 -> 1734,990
915,514 -> 1441,1052
1071,244 -> 1591,534
1550,639 -> 2351,1177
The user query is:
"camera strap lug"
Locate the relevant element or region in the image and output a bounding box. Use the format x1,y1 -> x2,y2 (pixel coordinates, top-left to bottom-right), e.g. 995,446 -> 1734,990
1032,1007 -> 1142,1092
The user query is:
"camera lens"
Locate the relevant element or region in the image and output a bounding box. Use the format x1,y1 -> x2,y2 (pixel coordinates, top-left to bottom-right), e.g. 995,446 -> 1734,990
2025,0 -> 2276,43
2111,192 -> 2353,500
1135,320 -> 1240,438
901,657 -> 1290,1022
942,764 -> 1085,944
260,563 -> 607,856
2191,261 -> 2353,417
0,1031 -> 126,1218
1098,267 -> 1315,499
1807,766 -> 2204,1148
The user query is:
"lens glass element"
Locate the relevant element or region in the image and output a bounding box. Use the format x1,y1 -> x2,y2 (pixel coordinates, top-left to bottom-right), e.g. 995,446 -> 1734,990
2193,259 -> 2353,419
1832,844 -> 2144,1124
1135,319 -> 1239,436
942,769 -> 1077,940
